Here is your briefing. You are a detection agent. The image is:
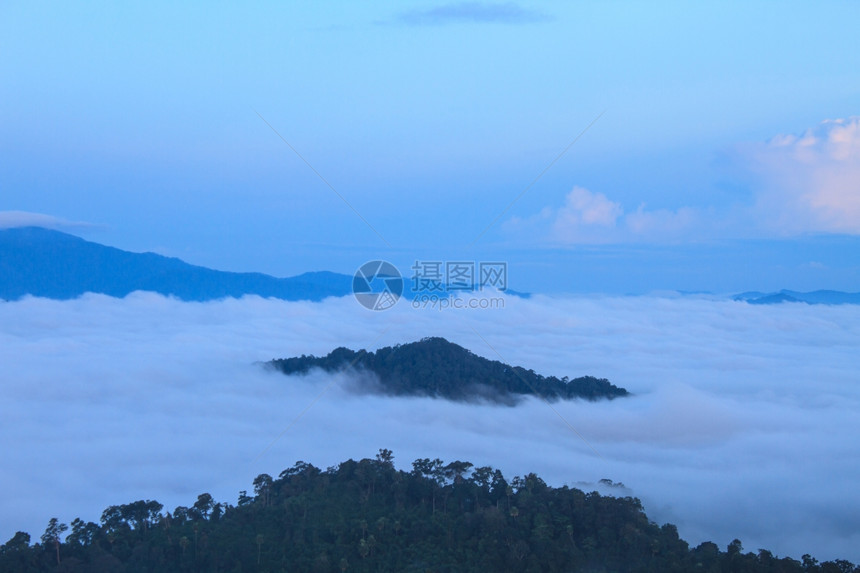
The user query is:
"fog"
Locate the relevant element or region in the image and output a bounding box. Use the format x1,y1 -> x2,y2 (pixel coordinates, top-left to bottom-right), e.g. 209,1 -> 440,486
1,293 -> 858,561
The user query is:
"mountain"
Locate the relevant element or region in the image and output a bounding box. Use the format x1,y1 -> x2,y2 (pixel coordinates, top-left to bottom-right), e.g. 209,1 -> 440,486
1,227 -> 526,303
267,337 -> 629,403
734,289 -> 860,305
0,227 -> 353,302
1,452 -> 852,573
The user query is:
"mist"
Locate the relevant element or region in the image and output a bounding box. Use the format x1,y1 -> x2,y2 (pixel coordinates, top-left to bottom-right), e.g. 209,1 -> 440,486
1,292 -> 858,561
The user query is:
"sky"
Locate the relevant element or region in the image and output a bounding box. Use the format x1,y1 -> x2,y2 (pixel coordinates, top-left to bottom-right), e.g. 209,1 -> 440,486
2,1 -> 860,293
2,293 -> 859,562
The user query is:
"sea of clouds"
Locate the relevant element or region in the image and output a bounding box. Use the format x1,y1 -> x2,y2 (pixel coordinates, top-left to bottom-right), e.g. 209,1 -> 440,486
1,292 -> 858,561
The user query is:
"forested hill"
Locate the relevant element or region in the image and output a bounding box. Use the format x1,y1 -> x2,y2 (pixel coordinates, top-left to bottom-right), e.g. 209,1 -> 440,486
2,451 -> 854,573
267,337 -> 628,404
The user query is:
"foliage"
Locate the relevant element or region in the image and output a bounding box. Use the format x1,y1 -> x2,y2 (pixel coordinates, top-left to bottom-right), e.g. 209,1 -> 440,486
268,337 -> 629,404
2,450 -> 855,573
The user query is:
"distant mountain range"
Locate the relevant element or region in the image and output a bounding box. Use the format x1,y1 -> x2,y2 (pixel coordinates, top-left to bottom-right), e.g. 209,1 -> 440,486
1,227 -> 525,303
3,226 -> 854,305
267,336 -> 629,404
733,290 -> 860,305
0,227 -> 353,302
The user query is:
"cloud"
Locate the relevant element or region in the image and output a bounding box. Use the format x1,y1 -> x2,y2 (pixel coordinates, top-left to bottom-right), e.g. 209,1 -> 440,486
556,186 -> 623,227
0,211 -> 97,232
739,117 -> 860,235
507,187 -> 705,244
396,2 -> 550,26
1,293 -> 860,562
508,117 -> 860,245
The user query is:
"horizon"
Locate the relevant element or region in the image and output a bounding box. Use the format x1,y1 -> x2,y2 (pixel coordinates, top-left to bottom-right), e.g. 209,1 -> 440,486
2,223 -> 858,296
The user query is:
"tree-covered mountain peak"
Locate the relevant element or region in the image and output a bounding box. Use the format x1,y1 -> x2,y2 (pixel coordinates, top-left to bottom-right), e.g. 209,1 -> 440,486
267,337 -> 629,404
4,450 -> 853,572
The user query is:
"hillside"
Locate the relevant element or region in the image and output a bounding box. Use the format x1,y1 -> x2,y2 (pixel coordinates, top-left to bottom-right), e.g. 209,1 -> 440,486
0,227 -> 352,302
1,451 -> 853,573
267,337 -> 629,403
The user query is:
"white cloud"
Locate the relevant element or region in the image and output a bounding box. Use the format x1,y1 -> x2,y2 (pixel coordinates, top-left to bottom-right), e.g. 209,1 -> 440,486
741,117 -> 860,235
0,211 -> 96,232
554,187 -> 622,232
508,117 -> 860,245
557,186 -> 622,227
507,187 -> 703,244
1,293 -> 860,562
548,187 -> 623,244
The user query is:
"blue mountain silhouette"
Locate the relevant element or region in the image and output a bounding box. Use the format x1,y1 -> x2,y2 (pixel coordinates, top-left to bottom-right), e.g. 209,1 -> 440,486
733,289 -> 860,305
0,227 -> 352,302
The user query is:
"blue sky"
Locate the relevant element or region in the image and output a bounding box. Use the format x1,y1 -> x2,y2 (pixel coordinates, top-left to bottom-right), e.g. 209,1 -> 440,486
2,1 -> 859,293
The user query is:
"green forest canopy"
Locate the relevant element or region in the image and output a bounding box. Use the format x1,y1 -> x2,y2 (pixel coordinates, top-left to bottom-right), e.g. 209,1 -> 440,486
2,450 -> 856,573
266,337 -> 629,404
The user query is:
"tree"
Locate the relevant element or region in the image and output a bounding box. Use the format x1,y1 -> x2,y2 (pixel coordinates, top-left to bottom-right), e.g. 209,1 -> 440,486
255,534 -> 264,565
443,460 -> 473,484
66,518 -> 99,547
40,518 -> 68,566
472,466 -> 493,487
821,560 -> 857,573
802,554 -> 820,572
0,532 -> 32,573
727,538 -> 743,556
237,490 -> 253,506
100,505 -> 126,533
99,500 -> 162,534
376,448 -> 394,468
1,531 -> 30,553
412,458 -> 445,512
193,493 -> 215,520
173,506 -> 190,523
210,502 -> 225,522
253,474 -> 274,507
490,469 -> 508,508
124,499 -> 163,531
